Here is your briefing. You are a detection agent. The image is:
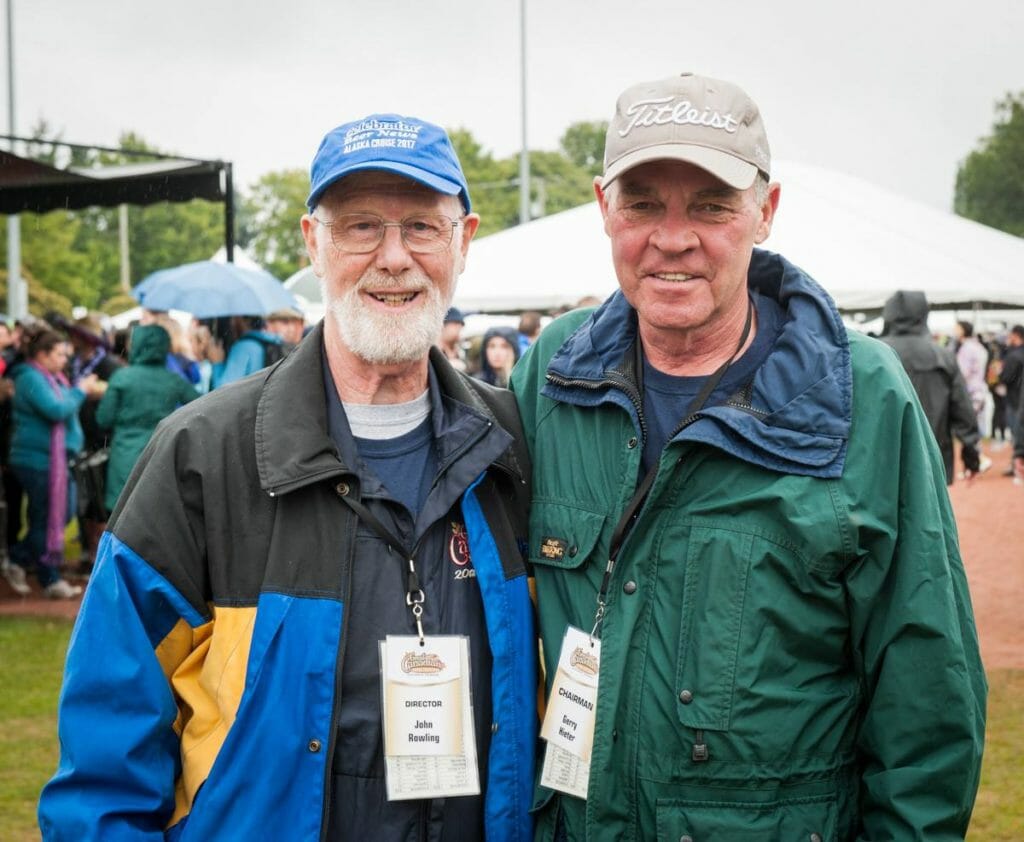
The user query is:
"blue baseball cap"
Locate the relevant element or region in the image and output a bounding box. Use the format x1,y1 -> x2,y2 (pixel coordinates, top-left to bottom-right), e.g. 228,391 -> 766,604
306,113 -> 471,213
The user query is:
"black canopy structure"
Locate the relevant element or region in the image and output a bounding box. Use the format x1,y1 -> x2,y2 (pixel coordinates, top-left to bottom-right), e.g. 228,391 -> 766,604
0,136 -> 236,259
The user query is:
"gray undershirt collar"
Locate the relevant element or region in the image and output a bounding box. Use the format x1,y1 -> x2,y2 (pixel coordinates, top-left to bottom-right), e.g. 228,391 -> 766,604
342,390 -> 431,440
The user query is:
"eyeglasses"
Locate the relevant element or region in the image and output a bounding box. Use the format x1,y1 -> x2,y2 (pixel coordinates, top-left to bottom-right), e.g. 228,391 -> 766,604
313,212 -> 464,254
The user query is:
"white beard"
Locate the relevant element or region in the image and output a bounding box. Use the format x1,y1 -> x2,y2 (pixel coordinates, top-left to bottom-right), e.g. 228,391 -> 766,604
323,268 -> 450,365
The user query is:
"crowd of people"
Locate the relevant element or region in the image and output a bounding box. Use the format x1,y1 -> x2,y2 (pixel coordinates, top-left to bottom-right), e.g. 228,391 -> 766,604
0,307 -> 308,599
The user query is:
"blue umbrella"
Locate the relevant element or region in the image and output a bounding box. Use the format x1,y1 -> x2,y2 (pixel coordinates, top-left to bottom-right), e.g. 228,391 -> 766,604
133,260 -> 301,318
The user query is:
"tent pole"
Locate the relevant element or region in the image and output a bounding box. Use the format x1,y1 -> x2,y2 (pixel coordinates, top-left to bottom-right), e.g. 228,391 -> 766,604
224,162 -> 235,263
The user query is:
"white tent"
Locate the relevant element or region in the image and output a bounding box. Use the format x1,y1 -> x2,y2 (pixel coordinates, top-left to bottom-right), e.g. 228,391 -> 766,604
452,161 -> 1024,314
210,244 -> 264,271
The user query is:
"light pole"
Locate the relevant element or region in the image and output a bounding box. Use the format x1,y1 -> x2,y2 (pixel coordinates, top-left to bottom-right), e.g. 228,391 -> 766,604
518,0 -> 530,226
5,0 -> 24,319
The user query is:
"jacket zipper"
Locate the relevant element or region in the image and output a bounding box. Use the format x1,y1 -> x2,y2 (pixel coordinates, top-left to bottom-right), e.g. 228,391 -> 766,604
318,495 -> 359,841
545,370 -> 648,444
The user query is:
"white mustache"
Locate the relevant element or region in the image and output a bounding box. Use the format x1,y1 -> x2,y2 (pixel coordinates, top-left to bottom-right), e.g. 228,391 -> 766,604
356,270 -> 430,293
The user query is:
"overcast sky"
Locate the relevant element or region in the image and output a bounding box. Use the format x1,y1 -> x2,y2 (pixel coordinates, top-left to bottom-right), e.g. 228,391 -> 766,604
9,0 -> 1023,212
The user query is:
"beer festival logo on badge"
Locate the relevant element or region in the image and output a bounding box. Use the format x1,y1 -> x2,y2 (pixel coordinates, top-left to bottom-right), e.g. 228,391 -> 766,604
570,646 -> 599,677
401,651 -> 447,675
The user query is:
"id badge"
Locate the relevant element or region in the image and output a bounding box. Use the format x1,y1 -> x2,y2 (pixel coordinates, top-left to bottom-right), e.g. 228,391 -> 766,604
539,625 -> 601,800
380,635 -> 480,800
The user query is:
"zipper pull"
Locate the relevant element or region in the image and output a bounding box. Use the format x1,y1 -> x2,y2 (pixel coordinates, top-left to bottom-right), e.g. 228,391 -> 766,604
691,730 -> 709,763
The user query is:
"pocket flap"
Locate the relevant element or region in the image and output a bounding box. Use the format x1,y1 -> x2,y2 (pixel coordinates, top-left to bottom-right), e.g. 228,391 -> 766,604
528,501 -> 606,570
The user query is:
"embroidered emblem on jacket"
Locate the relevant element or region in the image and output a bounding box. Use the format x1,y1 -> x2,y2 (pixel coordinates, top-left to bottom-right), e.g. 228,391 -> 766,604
450,521 -> 475,579
540,537 -> 567,560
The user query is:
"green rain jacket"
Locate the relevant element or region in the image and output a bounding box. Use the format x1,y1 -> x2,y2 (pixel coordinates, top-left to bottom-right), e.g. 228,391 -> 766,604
511,251 -> 986,842
96,324 -> 199,511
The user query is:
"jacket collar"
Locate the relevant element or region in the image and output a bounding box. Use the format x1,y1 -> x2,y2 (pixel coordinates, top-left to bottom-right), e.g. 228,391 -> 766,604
543,249 -> 853,478
255,321 -> 524,495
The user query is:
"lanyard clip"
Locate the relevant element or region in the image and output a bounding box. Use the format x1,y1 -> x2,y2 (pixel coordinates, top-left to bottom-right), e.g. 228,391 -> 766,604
590,600 -> 606,644
407,588 -> 426,645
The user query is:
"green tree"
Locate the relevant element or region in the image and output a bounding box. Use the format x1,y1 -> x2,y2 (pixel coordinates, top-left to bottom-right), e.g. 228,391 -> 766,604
449,127 -> 598,237
448,128 -> 520,236
240,169 -> 310,281
955,93 -> 1024,237
560,120 -> 608,177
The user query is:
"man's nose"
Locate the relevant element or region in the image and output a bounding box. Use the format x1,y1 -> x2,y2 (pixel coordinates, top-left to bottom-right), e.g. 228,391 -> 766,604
649,213 -> 699,253
374,224 -> 416,273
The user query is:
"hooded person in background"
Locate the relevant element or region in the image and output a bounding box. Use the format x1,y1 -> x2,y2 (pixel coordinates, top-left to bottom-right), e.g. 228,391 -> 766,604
475,326 -> 520,388
95,324 -> 199,513
880,291 -> 983,484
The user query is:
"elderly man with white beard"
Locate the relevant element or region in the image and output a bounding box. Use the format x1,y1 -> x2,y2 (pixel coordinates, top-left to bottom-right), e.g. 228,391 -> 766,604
39,115 -> 538,842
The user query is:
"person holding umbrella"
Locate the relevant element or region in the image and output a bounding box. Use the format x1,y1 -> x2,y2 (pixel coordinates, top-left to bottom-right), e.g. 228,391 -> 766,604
41,114 -> 536,841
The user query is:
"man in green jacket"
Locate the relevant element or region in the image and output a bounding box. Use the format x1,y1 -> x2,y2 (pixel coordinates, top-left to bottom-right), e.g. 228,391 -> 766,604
512,73 -> 986,841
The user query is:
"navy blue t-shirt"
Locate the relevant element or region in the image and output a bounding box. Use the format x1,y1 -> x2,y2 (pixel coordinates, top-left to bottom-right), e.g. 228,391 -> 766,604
641,293 -> 784,472
354,420 -> 437,519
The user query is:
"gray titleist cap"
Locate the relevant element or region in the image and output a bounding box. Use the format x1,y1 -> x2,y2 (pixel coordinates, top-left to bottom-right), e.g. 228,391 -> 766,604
601,72 -> 771,190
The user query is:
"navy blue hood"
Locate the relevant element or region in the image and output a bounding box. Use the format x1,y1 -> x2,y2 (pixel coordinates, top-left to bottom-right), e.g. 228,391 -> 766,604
542,249 -> 852,478
478,326 -> 521,386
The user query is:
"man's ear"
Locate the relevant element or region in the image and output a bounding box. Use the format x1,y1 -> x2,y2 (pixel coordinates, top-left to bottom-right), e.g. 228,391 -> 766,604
595,176 -> 614,237
455,213 -> 480,274
300,214 -> 324,276
754,182 -> 781,245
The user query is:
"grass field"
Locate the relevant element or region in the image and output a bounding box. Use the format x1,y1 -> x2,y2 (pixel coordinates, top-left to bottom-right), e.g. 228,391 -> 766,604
1,616 -> 1021,839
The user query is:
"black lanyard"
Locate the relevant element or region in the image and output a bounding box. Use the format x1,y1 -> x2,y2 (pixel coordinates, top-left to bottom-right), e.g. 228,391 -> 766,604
591,298 -> 754,640
337,491 -> 427,643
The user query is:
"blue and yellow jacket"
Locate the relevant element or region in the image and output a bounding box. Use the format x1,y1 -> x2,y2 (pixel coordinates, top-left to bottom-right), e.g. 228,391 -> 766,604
39,323 -> 537,841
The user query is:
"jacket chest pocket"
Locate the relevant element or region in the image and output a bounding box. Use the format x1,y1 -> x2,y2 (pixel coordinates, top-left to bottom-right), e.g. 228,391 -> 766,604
528,501 -> 607,572
673,526 -> 754,732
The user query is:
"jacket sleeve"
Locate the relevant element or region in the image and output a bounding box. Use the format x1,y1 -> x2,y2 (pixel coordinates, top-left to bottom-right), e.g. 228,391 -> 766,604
844,376 -> 986,840
997,351 -> 1021,387
18,370 -> 85,422
38,422 -> 211,841
94,378 -> 121,431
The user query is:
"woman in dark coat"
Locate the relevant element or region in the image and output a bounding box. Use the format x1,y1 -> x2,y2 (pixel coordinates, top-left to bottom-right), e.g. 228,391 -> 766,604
96,325 -> 199,512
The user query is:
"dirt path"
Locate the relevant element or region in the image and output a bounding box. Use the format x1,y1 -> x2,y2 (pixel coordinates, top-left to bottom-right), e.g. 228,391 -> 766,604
948,442 -> 1024,670
3,443 -> 1022,667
